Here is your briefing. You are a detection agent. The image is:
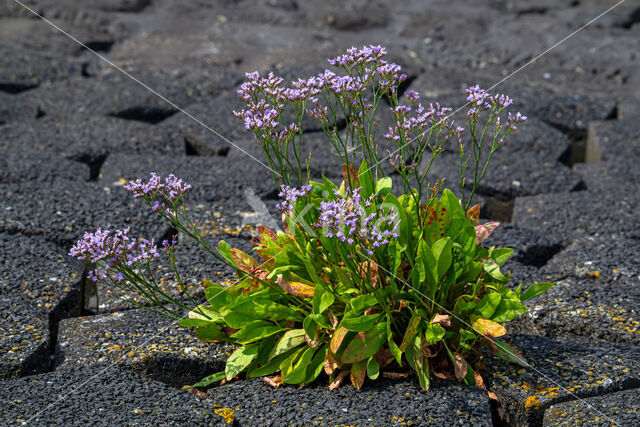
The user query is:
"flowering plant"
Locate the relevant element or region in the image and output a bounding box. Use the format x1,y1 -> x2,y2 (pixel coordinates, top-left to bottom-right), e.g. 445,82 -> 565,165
71,46 -> 552,392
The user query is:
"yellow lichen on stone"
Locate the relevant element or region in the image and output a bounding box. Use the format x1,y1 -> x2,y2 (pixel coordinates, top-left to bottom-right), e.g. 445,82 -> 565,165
524,395 -> 542,409
214,407 -> 235,424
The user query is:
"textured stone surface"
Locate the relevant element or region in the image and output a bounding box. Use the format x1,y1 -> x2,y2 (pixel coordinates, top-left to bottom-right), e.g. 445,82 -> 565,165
55,309 -> 233,387
0,365 -> 228,425
2,0 -> 640,423
543,387 -> 640,426
486,334 -> 640,426
0,180 -> 168,246
208,377 -> 492,426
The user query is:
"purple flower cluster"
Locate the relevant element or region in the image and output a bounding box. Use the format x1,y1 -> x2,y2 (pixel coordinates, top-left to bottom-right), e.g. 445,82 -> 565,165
384,98 -> 464,144
386,150 -> 416,173
328,45 -> 387,68
276,184 -> 312,213
124,173 -> 191,215
69,227 -> 159,282
465,85 -> 514,119
506,112 -> 527,131
233,99 -> 280,132
317,188 -> 399,255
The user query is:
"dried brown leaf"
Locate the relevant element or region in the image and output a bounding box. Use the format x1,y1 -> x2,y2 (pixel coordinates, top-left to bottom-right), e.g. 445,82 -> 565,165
262,375 -> 283,389
329,370 -> 350,391
454,354 -> 468,381
475,222 -> 500,244
432,314 -> 452,328
276,275 -> 315,298
382,371 -> 409,379
474,371 -> 486,390
184,387 -> 207,398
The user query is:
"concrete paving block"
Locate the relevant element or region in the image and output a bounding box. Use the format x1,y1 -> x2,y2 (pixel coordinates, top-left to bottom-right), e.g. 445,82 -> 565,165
486,334 -> 640,426
543,387 -> 640,426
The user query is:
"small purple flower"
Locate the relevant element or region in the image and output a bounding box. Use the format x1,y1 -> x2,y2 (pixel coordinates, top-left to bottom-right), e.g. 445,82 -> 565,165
506,112 -> 527,131
70,227 -> 160,282
276,184 -> 312,213
125,173 -> 191,216
316,187 -> 399,254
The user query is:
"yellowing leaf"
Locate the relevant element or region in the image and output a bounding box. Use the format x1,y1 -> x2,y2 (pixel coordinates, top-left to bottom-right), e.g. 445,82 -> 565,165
467,204 -> 480,225
350,359 -> 367,390
471,316 -> 507,338
276,275 -> 314,298
231,248 -> 258,273
432,314 -> 452,328
328,370 -> 349,390
475,222 -> 500,244
329,327 -> 349,354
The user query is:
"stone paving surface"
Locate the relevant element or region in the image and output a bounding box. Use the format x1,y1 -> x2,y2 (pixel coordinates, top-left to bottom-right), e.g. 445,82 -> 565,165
0,0 -> 639,425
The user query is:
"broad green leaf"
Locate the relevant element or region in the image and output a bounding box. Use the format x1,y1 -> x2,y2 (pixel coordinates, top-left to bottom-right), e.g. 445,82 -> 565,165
470,316 -> 506,338
340,322 -> 387,364
350,294 -> 378,315
225,343 -> 260,380
283,347 -> 317,384
303,316 -> 317,340
329,327 -> 352,354
423,200 -> 451,242
178,318 -> 216,327
412,335 -> 430,391
194,324 -> 228,342
269,329 -> 306,360
308,313 -> 332,329
375,177 -> 392,194
247,347 -> 298,378
490,247 -> 514,266
483,258 -> 509,282
386,315 -> 403,366
491,298 -> 528,322
280,347 -> 304,378
366,356 -> 380,380
493,341 -> 528,367
431,237 -> 453,281
204,283 -> 233,309
440,189 -> 463,216
183,371 -> 225,389
230,320 -> 282,344
341,314 -> 382,332
474,293 -> 502,318
303,258 -> 320,283
350,359 -> 367,390
399,315 -> 422,351
304,344 -> 328,384
521,282 -> 555,301
230,248 -> 258,273
217,240 -> 234,266
424,323 -> 446,345
358,160 -> 374,198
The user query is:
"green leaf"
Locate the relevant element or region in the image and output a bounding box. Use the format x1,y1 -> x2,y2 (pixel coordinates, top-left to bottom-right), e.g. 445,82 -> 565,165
308,313 -> 332,329
283,347 -> 317,384
424,323 -> 446,345
340,322 -> 387,364
230,320 -> 282,344
194,324 -> 228,342
399,315 -> 422,352
247,347 -> 298,378
217,240 -> 234,266
178,318 -> 216,327
350,294 -> 378,315
225,343 -> 260,380
183,371 -> 225,389
375,177 -> 392,194
386,315 -> 403,366
269,329 -> 306,361
474,293 -> 502,318
303,316 -> 317,340
491,298 -> 528,322
366,356 -> 380,380
521,282 -> 555,301
493,341 -> 528,367
483,258 -> 509,282
490,247 -> 514,266
280,347 -> 304,378
304,344 -> 328,384
340,314 -> 382,332
204,283 -> 233,309
440,189 -> 464,216
358,160 -> 374,198
431,237 -> 453,281
382,194 -> 409,244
